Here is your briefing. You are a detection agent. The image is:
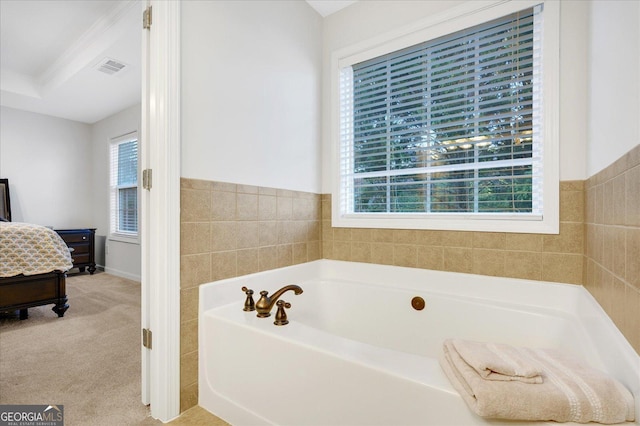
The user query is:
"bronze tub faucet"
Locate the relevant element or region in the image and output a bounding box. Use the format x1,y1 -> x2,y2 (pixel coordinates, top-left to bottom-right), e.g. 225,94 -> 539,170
255,284 -> 303,317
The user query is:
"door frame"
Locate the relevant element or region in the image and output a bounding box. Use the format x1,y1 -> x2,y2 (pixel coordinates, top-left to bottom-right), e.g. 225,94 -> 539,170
141,0 -> 181,422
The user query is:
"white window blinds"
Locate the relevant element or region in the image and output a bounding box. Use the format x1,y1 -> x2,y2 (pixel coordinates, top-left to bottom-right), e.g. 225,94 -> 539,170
340,6 -> 543,218
110,134 -> 138,236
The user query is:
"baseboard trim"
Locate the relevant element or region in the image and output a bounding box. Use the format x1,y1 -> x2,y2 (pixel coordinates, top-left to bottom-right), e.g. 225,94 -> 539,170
104,267 -> 141,282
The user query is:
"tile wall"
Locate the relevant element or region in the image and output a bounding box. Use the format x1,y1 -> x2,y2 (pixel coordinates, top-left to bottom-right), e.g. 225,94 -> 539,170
179,178 -> 322,411
179,153 -> 640,410
584,144 -> 640,354
322,181 -> 585,285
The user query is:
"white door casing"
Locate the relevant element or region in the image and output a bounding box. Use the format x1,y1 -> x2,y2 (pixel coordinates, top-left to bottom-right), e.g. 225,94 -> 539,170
141,0 -> 181,421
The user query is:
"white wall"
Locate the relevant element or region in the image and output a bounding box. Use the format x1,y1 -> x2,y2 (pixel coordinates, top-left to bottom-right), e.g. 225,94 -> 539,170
0,106 -> 92,227
587,0 -> 640,176
180,0 -> 323,193
91,103 -> 141,280
320,0 -> 590,192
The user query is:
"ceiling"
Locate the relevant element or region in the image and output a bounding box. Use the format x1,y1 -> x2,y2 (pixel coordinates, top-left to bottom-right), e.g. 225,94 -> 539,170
0,0 -> 356,125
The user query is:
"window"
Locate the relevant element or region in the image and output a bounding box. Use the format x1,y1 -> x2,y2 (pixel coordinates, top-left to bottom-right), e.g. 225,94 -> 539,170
334,1 -> 559,233
110,133 -> 138,238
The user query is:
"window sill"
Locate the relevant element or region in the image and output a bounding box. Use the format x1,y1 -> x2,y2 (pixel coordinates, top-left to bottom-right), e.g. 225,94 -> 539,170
332,212 -> 559,234
108,234 -> 140,245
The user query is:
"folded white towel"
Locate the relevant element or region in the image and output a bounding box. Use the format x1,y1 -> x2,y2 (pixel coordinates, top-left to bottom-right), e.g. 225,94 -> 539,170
448,338 -> 543,383
440,339 -> 636,424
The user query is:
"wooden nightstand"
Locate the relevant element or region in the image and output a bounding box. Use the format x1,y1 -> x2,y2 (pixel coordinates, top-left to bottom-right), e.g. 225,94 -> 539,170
55,228 -> 97,274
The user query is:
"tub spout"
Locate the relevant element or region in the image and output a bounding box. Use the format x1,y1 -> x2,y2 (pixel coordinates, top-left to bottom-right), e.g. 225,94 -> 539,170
255,284 -> 303,317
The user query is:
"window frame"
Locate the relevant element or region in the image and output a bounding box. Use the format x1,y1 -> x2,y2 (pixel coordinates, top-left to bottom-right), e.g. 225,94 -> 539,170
331,0 -> 559,234
109,131 -> 140,242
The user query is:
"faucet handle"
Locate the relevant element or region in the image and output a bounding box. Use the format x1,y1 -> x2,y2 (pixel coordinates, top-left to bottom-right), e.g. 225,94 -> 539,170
241,286 -> 255,312
274,300 -> 291,326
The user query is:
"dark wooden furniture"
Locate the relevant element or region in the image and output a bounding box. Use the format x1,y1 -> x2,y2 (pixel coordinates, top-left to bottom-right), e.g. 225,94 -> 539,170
0,272 -> 68,319
0,180 -> 69,320
0,178 -> 10,221
55,228 -> 96,274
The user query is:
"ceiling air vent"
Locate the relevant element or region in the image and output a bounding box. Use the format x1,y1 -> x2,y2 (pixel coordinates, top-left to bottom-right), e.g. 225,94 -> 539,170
95,58 -> 127,75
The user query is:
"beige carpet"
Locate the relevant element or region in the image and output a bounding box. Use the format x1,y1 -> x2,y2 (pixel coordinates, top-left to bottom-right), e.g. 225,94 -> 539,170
0,271 -> 157,425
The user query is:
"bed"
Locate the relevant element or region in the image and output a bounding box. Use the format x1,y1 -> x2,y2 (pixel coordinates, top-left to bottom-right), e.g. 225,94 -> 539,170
0,222 -> 74,320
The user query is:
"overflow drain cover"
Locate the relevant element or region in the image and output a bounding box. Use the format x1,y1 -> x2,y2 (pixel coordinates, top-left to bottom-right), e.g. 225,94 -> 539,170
411,296 -> 425,311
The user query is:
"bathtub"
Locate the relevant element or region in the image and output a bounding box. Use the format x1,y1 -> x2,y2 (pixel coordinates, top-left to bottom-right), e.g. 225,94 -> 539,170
199,260 -> 639,425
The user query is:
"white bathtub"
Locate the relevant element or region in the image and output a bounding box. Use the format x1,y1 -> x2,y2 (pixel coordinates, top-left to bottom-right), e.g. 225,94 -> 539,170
199,260 -> 639,425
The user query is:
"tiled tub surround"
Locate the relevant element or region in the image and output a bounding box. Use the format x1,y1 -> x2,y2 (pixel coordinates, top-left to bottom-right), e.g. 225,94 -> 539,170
585,144 -> 640,357
322,181 -> 585,285
180,158 -> 640,411
179,179 -> 322,410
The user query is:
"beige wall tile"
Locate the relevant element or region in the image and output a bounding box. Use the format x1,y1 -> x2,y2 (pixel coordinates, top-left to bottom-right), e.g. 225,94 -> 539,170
180,254 -> 211,289
603,180 -> 614,225
371,229 -> 394,243
276,244 -> 293,268
293,243 -> 308,264
351,228 -> 372,242
541,253 -> 582,284
308,241 -> 321,261
181,189 -> 211,222
371,243 -> 394,265
258,221 -> 278,246
626,165 -> 640,226
394,230 -> 417,245
443,247 -> 473,273
473,249 -> 505,277
321,198 -> 331,220
181,177 -> 213,191
394,244 -> 417,268
237,184 -> 258,194
473,232 -> 506,249
212,181 -> 236,193
442,231 -> 473,248
259,186 -> 277,196
612,174 -> 626,225
611,227 -> 626,278
237,193 -> 258,221
181,222 -> 211,255
560,181 -> 584,192
560,188 -> 584,223
322,241 -> 333,259
351,242 -> 371,263
211,190 -> 236,221
236,221 -> 259,249
333,227 -> 352,241
180,287 -> 198,323
307,221 -> 320,241
210,221 -> 237,252
321,220 -> 333,241
333,241 -> 351,261
624,285 -> 640,354
292,221 -> 308,243
210,251 -> 237,281
506,233 -> 543,252
181,319 -> 198,355
276,196 -> 293,220
415,230 -> 443,246
609,277 -> 627,332
180,351 -> 198,389
237,248 -> 260,276
180,382 -> 198,413
626,227 -> 640,289
278,221 -> 295,244
258,195 -> 277,220
543,222 -> 583,254
259,246 -> 278,271
503,251 -> 542,280
417,246 -> 444,270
